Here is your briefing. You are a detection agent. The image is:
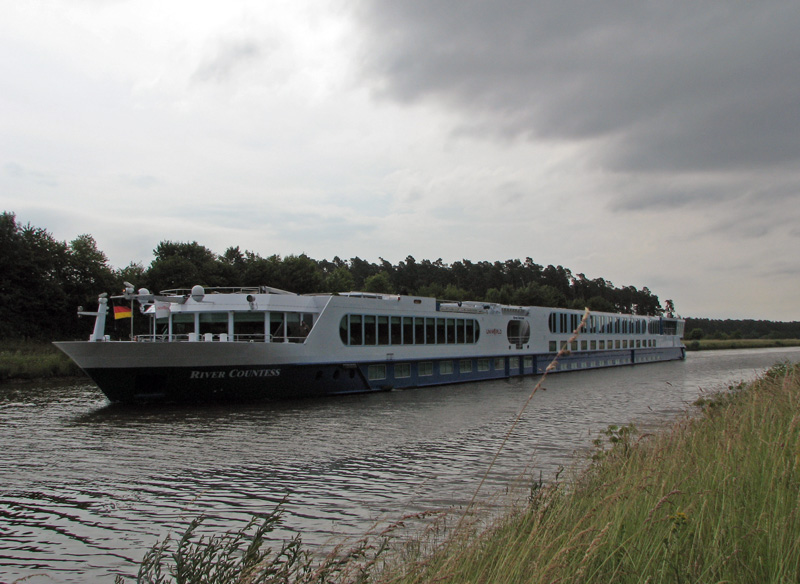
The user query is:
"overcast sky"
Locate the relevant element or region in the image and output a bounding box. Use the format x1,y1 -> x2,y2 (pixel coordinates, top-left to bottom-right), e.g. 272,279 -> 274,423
2,1 -> 799,320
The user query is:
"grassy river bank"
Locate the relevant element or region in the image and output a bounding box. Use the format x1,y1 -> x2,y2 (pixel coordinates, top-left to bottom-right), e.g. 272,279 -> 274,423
0,341 -> 82,381
127,360 -> 800,584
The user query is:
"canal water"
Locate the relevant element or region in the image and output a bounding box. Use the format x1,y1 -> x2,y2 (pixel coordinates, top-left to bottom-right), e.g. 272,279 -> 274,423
1,347 -> 798,583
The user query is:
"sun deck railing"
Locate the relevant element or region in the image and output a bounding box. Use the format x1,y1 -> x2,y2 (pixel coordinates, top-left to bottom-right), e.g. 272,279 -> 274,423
134,333 -> 308,343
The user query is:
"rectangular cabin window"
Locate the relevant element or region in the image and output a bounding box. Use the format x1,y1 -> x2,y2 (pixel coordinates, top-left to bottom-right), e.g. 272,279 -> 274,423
426,318 -> 436,344
364,315 -> 377,345
234,312 -> 266,341
447,319 -> 456,344
571,341 -> 578,351
349,315 -> 363,346
456,319 -> 464,344
368,364 -> 386,380
439,360 -> 454,374
419,362 -> 433,376
590,340 -> 597,350
378,316 -> 389,345
599,340 -> 605,350
414,318 -> 425,345
580,340 -> 588,351
394,363 -> 411,378
172,313 -> 194,337
390,317 -> 402,345
199,313 -> 228,336
477,359 -> 490,372
524,356 -> 533,369
465,320 -> 475,343
509,357 -> 519,370
460,359 -> 472,373
549,340 -> 557,352
615,340 -> 621,349
494,357 -> 505,371
270,313 -> 286,342
402,317 -> 414,344
436,318 -> 446,344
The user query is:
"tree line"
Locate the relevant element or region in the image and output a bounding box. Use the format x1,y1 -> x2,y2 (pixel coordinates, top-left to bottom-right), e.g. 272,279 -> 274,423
2,211 -> 796,341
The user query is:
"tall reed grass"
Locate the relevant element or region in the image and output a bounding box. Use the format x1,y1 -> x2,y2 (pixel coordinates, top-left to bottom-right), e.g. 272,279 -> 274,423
0,341 -> 82,380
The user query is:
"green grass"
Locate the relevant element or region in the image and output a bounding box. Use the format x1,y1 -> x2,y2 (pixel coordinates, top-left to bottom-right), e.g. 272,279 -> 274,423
0,341 -> 82,380
131,361 -> 800,583
685,338 -> 800,351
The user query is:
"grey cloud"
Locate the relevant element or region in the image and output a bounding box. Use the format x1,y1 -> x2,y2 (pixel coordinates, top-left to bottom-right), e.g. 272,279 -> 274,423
4,162 -> 58,186
193,39 -> 265,83
353,1 -> 800,175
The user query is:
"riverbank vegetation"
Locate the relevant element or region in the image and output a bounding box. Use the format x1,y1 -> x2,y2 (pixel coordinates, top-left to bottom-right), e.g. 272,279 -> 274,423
130,361 -> 800,583
685,338 -> 800,351
0,341 -> 81,381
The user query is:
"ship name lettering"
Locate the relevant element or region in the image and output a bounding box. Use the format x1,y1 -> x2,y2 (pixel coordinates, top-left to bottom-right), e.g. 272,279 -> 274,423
230,368 -> 281,378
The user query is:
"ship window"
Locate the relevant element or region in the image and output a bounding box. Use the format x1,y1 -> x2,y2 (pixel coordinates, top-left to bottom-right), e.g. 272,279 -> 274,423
447,319 -> 456,344
364,315 -> 377,345
460,359 -> 472,373
340,316 -> 348,344
507,320 -> 531,349
394,363 -> 411,378
548,313 -> 556,333
270,313 -> 286,342
378,316 -> 389,345
414,318 -> 425,345
419,361 -> 434,376
477,359 -> 490,372
349,315 -> 363,345
402,317 -> 413,344
494,357 -> 505,371
571,341 -> 578,351
172,313 -> 194,336
199,312 -> 228,336
590,340 -> 597,350
524,356 -> 533,368
599,340 -> 605,349
426,318 -> 436,344
509,357 -> 519,370
465,320 -> 475,343
235,312 -> 266,341
436,318 -> 446,344
368,364 -> 386,380
391,317 -> 402,344
439,360 -> 454,374
580,340 -> 588,351
615,340 -> 621,349
455,319 -> 463,344
549,341 -> 557,352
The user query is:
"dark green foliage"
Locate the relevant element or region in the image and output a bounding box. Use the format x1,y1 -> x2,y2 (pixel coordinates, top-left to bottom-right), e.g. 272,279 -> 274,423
684,317 -> 800,340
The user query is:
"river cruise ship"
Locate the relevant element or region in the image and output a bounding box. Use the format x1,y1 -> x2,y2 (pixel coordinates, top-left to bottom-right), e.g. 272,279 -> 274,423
55,284 -> 685,404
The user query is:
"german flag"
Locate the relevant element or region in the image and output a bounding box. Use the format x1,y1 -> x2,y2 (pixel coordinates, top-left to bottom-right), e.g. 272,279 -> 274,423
114,305 -> 133,320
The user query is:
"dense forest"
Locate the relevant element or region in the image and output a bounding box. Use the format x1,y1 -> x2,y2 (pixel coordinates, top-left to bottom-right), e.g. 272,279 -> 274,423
2,211 -> 798,341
